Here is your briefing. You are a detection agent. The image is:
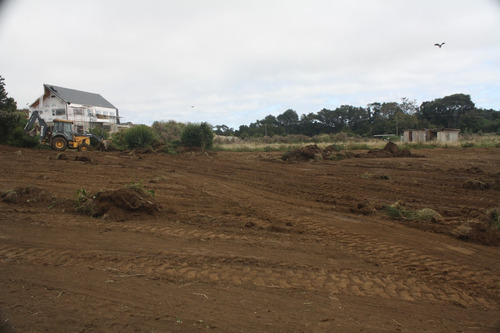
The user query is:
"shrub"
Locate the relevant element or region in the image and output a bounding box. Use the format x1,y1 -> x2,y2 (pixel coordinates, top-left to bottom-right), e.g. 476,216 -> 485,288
8,127 -> 40,148
152,120 -> 186,144
110,130 -> 127,150
181,122 -> 214,151
124,125 -> 155,149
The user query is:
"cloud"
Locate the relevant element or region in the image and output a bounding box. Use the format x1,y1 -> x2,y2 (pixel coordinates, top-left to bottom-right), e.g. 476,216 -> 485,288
1,0 -> 499,128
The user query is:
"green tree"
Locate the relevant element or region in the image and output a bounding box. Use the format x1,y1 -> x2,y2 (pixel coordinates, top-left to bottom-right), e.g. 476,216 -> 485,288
213,124 -> 235,136
298,112 -> 322,136
181,122 -> 214,152
0,76 -> 19,143
277,109 -> 299,134
399,97 -> 419,114
124,125 -> 155,149
419,94 -> 475,128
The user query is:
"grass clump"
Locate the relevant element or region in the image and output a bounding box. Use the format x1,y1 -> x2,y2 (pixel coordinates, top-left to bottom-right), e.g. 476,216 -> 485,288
384,201 -> 442,222
126,181 -> 155,198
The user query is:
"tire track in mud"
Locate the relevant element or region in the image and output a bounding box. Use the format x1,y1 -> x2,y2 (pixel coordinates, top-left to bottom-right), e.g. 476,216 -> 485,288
0,243 -> 495,310
180,178 -> 500,308
114,219 -> 499,308
156,176 -> 500,309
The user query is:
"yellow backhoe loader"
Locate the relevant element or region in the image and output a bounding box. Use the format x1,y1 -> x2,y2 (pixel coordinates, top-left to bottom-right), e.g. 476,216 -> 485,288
24,111 -> 108,152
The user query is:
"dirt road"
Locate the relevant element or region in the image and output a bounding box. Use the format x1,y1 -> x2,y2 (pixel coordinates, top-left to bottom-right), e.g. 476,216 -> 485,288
1,145 -> 499,332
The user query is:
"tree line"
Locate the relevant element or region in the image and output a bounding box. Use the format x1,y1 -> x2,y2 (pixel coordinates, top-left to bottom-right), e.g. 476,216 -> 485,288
1,74 -> 499,151
215,94 -> 499,138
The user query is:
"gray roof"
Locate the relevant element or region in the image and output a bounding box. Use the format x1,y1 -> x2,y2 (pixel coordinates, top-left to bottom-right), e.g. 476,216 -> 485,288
44,84 -> 117,109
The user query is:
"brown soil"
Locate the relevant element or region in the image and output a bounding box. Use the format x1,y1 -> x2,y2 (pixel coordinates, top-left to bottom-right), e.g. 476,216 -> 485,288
1,145 -> 500,332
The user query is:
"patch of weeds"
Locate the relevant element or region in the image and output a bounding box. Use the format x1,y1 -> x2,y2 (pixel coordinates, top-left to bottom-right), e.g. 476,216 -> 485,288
406,142 -> 438,150
346,143 -> 370,150
461,142 -> 475,148
383,201 -> 442,222
326,143 -> 344,151
414,208 -> 443,222
149,175 -> 167,184
384,205 -> 417,220
75,188 -> 97,215
126,181 -> 155,198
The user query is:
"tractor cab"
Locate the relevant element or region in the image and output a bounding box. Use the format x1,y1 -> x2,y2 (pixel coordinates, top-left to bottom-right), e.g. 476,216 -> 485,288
51,119 -> 90,151
52,119 -> 74,141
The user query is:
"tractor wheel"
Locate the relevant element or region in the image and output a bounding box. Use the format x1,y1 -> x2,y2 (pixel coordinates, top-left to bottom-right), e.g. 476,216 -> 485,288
78,143 -> 90,152
52,137 -> 68,151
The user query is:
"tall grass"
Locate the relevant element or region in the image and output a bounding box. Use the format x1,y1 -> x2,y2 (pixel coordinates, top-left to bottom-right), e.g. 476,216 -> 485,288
213,133 -> 500,152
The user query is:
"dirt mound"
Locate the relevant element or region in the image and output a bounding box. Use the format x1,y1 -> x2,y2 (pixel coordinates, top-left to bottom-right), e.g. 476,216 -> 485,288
74,155 -> 92,163
283,142 -> 415,162
366,141 -> 412,158
463,178 -> 491,190
1,186 -> 54,206
282,144 -> 324,162
90,187 -> 162,221
56,153 -> 69,160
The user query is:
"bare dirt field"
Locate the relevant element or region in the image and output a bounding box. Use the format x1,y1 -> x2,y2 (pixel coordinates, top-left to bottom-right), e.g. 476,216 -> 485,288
0,144 -> 499,332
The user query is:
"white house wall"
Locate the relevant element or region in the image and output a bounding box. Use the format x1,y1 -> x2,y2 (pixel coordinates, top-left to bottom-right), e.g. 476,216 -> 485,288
29,94 -> 67,123
29,95 -> 118,133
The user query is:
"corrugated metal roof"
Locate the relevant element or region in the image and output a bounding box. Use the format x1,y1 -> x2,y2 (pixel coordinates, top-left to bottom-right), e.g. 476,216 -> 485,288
44,84 -> 117,109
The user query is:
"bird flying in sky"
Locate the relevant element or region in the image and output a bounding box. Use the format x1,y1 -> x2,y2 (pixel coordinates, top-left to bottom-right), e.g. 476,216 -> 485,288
434,42 -> 445,48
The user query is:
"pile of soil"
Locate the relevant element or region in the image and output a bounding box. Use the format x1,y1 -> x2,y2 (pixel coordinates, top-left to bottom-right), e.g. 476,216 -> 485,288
1,186 -> 54,207
283,142 -> 416,162
282,144 -> 324,162
366,141 -> 412,158
91,187 -> 162,221
463,178 -> 491,190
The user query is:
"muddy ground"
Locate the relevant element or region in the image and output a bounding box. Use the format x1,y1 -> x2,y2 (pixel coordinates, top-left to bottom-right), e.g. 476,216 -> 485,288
0,144 -> 499,332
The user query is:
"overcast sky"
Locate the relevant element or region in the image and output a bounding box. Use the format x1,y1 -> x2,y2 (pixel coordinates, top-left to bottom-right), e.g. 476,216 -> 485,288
1,0 -> 499,128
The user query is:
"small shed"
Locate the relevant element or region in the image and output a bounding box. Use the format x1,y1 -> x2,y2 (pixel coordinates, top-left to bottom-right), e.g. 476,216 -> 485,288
403,129 -> 460,143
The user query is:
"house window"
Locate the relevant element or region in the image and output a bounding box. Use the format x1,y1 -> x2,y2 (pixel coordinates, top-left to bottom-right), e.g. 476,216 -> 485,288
73,109 -> 84,116
52,109 -> 65,116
